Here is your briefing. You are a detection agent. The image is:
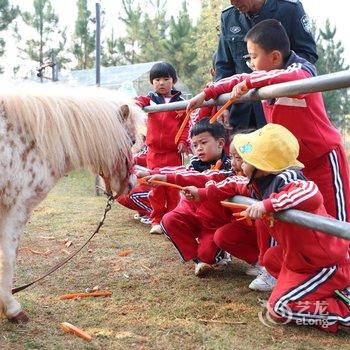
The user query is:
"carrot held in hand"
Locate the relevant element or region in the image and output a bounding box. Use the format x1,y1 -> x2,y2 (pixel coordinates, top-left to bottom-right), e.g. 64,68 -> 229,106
138,177 -> 183,190
210,159 -> 222,171
175,110 -> 192,144
220,201 -> 249,210
209,98 -> 235,124
234,210 -> 253,226
59,290 -> 112,300
60,322 -> 92,341
148,180 -> 184,190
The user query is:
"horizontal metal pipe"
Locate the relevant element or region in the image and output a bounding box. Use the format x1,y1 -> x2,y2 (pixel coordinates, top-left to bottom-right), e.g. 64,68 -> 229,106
133,165 -> 350,240
231,195 -> 350,241
143,70 -> 350,113
142,69 -> 350,240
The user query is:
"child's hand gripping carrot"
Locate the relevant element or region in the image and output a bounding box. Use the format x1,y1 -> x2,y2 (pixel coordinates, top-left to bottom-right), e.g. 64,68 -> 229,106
221,200 -> 275,227
186,92 -> 206,111
221,201 -> 252,226
181,186 -> 200,201
230,80 -> 249,101
245,201 -> 266,220
210,80 -> 249,125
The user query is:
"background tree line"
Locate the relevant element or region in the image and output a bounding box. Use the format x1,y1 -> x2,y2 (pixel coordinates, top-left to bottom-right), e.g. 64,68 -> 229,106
0,0 -> 348,129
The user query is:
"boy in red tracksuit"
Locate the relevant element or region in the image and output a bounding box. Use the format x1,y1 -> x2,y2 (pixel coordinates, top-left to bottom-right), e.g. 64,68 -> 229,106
147,126 -> 259,277
135,117 -> 232,233
136,62 -> 189,234
187,19 -> 350,223
187,52 -> 232,155
231,123 -> 350,333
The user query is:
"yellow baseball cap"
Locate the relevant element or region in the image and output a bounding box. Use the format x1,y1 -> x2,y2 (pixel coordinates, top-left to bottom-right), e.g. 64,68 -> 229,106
233,123 -> 304,172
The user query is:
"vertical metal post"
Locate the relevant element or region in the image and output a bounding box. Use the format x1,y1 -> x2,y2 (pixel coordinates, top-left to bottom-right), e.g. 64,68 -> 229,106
95,0 -> 102,195
95,1 -> 101,87
52,58 -> 58,81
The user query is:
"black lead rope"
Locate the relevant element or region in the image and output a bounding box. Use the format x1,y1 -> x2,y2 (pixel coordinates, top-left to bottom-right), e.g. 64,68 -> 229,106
12,195 -> 114,294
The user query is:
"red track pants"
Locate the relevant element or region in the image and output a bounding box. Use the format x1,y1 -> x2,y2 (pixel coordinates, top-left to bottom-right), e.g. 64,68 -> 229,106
265,245 -> 350,333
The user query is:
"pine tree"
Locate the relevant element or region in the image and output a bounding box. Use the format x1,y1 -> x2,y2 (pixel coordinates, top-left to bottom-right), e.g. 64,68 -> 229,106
72,0 -> 95,69
138,0 -> 168,62
14,0 -> 69,72
314,19 -> 350,130
164,1 -> 196,91
102,29 -> 124,66
116,0 -> 143,64
191,0 -> 226,92
0,0 -> 18,73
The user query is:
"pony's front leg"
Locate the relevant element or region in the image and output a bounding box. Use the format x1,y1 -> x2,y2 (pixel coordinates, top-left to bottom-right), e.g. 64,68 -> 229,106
0,210 -> 29,323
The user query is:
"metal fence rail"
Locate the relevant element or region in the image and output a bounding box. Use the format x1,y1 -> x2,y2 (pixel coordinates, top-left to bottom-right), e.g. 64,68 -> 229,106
231,196 -> 350,241
144,69 -> 350,113
141,70 -> 350,240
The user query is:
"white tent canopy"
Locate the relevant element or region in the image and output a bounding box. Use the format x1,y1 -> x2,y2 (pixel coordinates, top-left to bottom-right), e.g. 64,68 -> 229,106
58,61 -> 191,98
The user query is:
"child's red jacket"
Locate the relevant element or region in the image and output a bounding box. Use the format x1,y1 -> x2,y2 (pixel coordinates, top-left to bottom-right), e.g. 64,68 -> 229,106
254,169 -> 349,272
135,90 -> 188,168
203,51 -> 342,164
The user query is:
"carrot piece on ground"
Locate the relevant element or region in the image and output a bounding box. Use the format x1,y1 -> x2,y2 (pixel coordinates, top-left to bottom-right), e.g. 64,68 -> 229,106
59,291 -> 112,300
118,249 -> 133,257
60,322 -> 92,341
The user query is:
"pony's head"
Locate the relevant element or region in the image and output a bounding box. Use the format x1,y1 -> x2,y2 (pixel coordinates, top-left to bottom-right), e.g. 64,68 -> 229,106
95,94 -> 146,197
0,84 -> 146,197
100,103 -> 143,197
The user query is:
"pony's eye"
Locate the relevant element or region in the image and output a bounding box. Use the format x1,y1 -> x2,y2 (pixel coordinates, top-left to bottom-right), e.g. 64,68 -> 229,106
131,139 -> 136,145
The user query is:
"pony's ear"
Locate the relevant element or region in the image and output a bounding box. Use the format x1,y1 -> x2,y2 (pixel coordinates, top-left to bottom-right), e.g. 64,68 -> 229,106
120,105 -> 130,121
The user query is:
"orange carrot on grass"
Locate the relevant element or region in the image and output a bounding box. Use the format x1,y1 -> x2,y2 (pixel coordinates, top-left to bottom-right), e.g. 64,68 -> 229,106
59,291 -> 112,300
60,322 -> 92,342
175,110 -> 192,144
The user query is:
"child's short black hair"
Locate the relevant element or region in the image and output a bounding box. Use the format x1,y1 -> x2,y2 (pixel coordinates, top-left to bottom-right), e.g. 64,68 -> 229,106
149,62 -> 178,84
190,117 -> 225,140
245,19 -> 290,60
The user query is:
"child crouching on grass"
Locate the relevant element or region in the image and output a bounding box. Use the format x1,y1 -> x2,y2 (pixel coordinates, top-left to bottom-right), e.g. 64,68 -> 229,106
231,123 -> 350,333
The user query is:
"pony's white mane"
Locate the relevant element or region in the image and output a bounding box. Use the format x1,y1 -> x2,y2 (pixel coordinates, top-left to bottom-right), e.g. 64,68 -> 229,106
0,84 -> 145,175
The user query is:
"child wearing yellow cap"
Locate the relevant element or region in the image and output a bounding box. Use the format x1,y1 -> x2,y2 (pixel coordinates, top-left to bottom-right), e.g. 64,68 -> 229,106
232,123 -> 350,333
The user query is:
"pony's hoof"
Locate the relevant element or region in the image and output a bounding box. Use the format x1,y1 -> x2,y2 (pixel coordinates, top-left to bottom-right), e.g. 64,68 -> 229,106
8,311 -> 29,324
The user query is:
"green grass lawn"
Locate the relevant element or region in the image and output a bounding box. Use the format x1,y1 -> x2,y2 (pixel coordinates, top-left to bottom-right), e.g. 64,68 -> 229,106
0,171 -> 349,349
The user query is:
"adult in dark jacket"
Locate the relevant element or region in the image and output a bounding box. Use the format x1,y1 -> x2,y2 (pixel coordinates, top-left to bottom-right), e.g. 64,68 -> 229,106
216,0 -> 318,129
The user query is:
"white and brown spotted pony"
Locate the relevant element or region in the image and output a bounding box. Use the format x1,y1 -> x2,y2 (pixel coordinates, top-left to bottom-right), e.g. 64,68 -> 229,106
0,84 -> 144,322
